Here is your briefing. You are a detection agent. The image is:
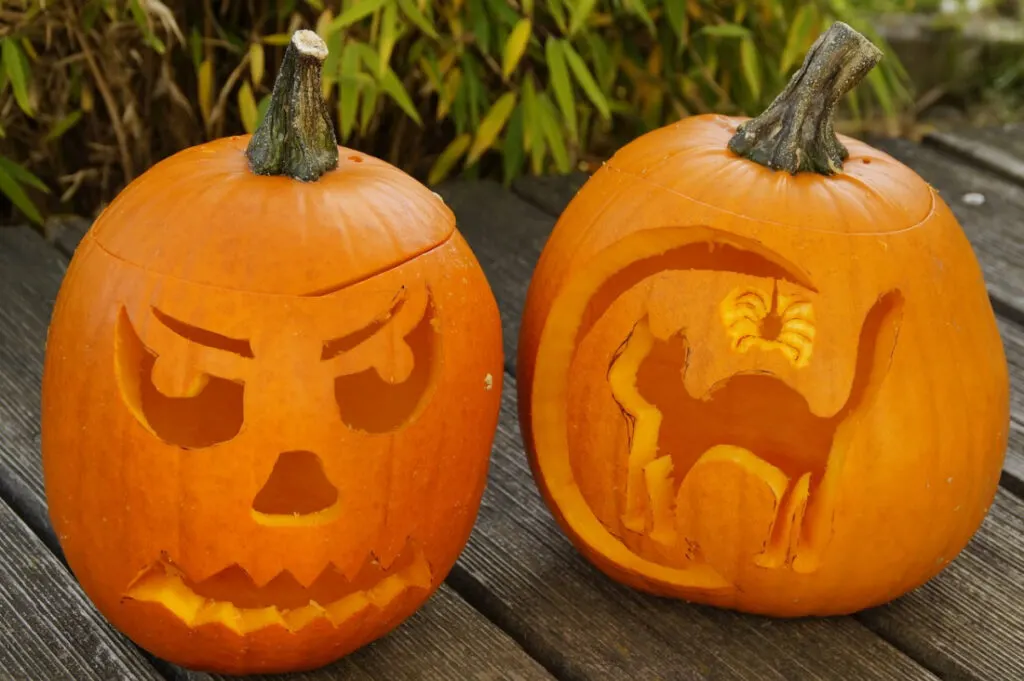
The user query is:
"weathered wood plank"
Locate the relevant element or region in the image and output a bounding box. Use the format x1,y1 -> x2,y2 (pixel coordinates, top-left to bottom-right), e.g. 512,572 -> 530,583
0,226 -> 68,543
0,493 -> 164,680
0,226 -> 553,681
925,125 -> 1024,188
511,173 -> 588,218
448,176 -> 1024,680
449,375 -> 937,681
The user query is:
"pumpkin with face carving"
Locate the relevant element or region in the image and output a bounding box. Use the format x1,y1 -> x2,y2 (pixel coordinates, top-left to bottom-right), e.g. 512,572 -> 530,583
518,24 -> 1009,616
41,32 -> 502,674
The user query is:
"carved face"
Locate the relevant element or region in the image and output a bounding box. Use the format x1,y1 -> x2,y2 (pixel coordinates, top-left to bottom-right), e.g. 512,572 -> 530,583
520,125 -> 1009,616
42,230 -> 502,673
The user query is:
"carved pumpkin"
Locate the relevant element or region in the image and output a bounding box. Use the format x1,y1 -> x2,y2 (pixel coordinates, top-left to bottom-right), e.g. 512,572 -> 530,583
41,32 -> 502,674
518,23 -> 1008,616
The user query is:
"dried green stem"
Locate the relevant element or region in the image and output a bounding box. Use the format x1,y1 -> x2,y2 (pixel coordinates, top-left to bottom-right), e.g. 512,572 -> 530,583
727,22 -> 883,175
245,30 -> 338,181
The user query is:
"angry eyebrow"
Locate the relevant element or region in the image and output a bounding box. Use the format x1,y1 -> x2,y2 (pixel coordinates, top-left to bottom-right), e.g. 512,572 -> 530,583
320,290 -> 406,361
152,307 -> 255,358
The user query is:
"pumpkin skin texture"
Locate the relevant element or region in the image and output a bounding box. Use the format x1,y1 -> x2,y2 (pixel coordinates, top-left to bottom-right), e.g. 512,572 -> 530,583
517,30 -> 1008,618
41,33 -> 502,675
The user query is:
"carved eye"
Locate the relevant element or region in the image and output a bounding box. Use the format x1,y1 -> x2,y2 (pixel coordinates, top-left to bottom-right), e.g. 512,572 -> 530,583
114,307 -> 247,448
326,289 -> 439,433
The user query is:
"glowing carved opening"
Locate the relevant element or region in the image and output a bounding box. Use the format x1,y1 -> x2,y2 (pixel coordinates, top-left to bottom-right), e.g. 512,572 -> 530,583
251,451 -> 340,525
334,297 -> 438,432
721,283 -> 816,367
123,542 -> 432,634
115,308 -> 244,448
605,289 -> 903,571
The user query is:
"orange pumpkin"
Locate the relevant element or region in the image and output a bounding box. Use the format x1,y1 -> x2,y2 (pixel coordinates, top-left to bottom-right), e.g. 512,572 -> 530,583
518,23 -> 1008,616
41,32 -> 502,674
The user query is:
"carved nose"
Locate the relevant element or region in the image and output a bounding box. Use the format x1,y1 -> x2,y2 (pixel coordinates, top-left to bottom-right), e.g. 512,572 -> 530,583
252,451 -> 338,520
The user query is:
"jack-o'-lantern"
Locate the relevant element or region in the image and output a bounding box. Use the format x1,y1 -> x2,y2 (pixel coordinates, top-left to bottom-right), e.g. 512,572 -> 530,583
518,23 -> 1008,616
41,32 -> 502,674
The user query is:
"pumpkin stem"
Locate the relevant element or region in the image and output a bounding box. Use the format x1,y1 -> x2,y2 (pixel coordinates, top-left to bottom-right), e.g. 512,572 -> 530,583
246,30 -> 338,182
727,22 -> 882,176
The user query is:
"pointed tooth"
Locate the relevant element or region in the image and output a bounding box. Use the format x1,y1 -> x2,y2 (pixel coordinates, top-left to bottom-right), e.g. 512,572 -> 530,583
285,601 -> 327,632
194,600 -> 243,634
176,552 -> 237,586
366,573 -> 408,609
326,592 -> 371,626
288,559 -> 328,589
403,549 -> 433,590
246,557 -> 285,588
238,605 -> 287,634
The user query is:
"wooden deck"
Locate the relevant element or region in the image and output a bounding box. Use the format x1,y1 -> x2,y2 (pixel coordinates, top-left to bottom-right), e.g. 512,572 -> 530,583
1,125 -> 1022,680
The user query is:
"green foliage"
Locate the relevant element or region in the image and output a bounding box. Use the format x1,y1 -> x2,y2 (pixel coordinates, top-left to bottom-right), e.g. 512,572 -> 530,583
0,0 -> 924,222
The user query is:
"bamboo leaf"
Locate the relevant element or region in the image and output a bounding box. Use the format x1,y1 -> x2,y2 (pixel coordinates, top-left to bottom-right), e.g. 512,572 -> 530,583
45,110 -> 83,142
700,24 -> 750,38
568,0 -> 597,36
740,37 -> 761,101
380,67 -> 423,125
523,74 -> 546,172
664,0 -> 688,42
546,0 -> 567,34
538,94 -> 570,173
360,82 -> 379,134
437,67 -> 461,120
522,73 -> 537,150
238,81 -> 258,133
467,92 -> 517,165
0,156 -> 48,193
398,0 -> 438,39
561,41 -> 609,120
262,33 -> 293,46
338,42 -> 362,140
197,58 -> 214,124
378,1 -> 398,77
867,67 -> 895,122
502,19 -> 532,81
624,0 -> 655,35
502,103 -> 525,184
781,5 -> 816,73
129,0 -> 166,53
328,0 -> 389,33
2,39 -> 33,116
428,133 -> 471,185
249,43 -> 265,85
545,38 -> 576,141
0,162 -> 43,224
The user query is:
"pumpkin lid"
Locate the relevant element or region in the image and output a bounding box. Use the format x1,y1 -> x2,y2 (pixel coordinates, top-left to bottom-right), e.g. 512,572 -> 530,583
90,139 -> 454,296
90,30 -> 453,296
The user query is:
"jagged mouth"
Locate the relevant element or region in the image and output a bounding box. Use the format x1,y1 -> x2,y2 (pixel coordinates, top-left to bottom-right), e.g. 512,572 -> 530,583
123,542 -> 432,634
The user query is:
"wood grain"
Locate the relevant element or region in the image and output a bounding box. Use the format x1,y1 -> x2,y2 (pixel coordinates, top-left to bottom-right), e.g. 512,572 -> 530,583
0,226 -> 551,681
925,125 -> 1024,187
0,494 -> 163,680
